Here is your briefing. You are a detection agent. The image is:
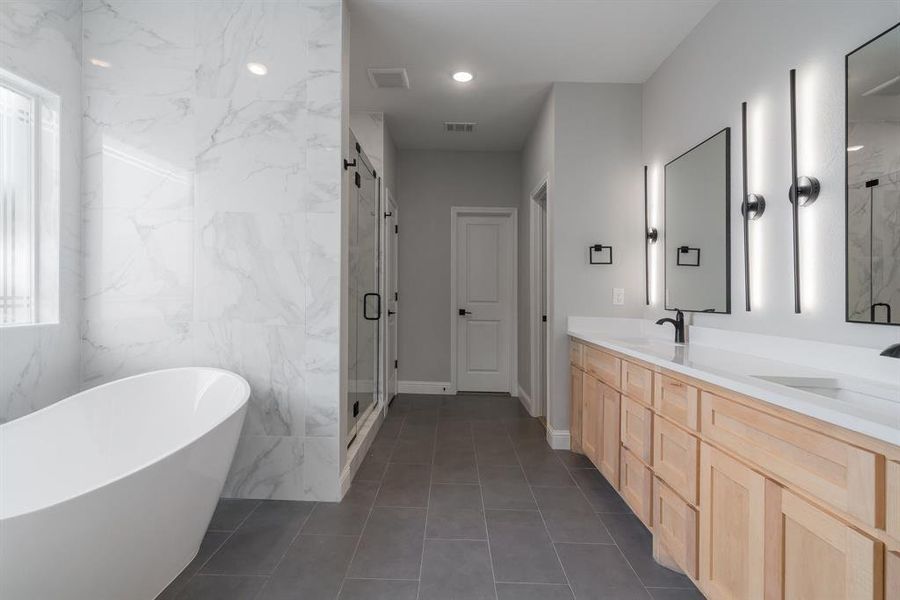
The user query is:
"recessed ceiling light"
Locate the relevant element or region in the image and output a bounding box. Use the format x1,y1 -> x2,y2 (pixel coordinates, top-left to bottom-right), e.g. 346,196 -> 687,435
452,71 -> 474,83
89,58 -> 111,68
247,62 -> 268,76
847,145 -> 864,152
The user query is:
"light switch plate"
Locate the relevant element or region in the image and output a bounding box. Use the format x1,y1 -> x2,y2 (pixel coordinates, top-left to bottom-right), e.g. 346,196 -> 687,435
613,288 -> 625,305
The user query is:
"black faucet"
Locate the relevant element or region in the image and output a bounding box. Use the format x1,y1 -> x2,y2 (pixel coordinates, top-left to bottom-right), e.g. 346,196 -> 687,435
880,343 -> 900,358
656,310 -> 685,343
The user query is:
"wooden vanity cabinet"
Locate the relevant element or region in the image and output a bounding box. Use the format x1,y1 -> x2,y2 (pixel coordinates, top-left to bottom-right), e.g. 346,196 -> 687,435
621,396 -> 653,463
584,346 -> 621,389
598,381 -> 621,487
653,415 -> 699,505
888,461 -> 900,542
570,365 -> 583,454
653,477 -> 698,580
621,448 -> 653,526
887,551 -> 900,600
655,374 -> 699,431
582,373 -> 601,466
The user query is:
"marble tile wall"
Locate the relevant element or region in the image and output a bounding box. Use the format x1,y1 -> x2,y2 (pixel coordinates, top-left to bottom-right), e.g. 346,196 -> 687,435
82,0 -> 343,501
0,1 -> 83,422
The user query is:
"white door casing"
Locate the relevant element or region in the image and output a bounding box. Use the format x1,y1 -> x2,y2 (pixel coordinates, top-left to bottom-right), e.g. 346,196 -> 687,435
384,191 -> 399,403
452,207 -> 517,393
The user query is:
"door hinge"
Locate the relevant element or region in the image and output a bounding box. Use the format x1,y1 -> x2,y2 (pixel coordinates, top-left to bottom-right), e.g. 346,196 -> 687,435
394,292 -> 398,301
354,172 -> 361,188
343,158 -> 357,170
542,315 -> 547,322
352,401 -> 359,417
394,359 -> 398,369
394,224 -> 398,234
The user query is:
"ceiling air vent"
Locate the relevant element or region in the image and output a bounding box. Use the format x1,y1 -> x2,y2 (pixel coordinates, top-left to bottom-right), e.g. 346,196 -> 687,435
368,68 -> 410,89
444,121 -> 476,133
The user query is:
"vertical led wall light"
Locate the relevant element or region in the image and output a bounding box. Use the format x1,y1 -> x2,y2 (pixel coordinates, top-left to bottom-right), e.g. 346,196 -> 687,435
644,165 -> 658,305
788,68 -> 820,314
740,101 -> 765,312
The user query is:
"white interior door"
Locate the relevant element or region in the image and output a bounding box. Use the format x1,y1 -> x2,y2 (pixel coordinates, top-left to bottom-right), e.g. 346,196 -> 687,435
455,211 -> 514,392
385,192 -> 399,402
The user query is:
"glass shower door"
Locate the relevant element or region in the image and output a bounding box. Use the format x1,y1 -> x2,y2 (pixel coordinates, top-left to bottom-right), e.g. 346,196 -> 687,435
348,138 -> 380,442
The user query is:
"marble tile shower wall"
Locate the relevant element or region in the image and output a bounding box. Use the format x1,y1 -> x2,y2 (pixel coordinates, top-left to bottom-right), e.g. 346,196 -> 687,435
81,0 -> 343,501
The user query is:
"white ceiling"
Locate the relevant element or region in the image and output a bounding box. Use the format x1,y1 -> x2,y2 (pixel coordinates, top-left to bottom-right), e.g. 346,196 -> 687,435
348,0 -> 718,151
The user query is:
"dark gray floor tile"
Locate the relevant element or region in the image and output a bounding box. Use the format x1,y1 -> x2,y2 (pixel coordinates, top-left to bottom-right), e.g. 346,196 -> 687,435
399,422 -> 437,439
201,501 -> 315,575
365,440 -> 396,463
496,583 -> 575,600
434,445 -> 476,464
341,480 -> 380,506
301,502 -> 371,535
426,507 -> 488,539
531,486 -> 594,514
542,511 -> 614,544
523,463 -> 575,486
156,532 -> 230,600
478,465 -> 527,483
347,507 -> 427,579
475,444 -> 521,467
433,455 -> 479,483
377,419 -> 404,439
647,588 -> 704,600
338,579 -> 419,600
486,509 -> 567,584
570,470 -> 631,513
175,575 -> 266,600
555,543 -> 650,600
262,534 -> 359,599
506,418 -> 547,440
515,439 -> 559,463
354,456 -> 388,482
391,437 -> 435,464
430,483 -> 483,510
482,480 -> 537,510
419,539 -> 496,600
600,513 -> 694,589
207,499 -> 261,531
554,451 -> 594,469
375,463 -> 431,507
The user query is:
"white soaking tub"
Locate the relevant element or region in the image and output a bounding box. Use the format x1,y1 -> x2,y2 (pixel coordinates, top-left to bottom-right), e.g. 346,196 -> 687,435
0,368 -> 250,600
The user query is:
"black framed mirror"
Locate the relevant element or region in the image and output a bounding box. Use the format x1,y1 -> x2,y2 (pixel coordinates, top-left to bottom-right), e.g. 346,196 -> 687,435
846,23 -> 900,326
663,128 -> 731,313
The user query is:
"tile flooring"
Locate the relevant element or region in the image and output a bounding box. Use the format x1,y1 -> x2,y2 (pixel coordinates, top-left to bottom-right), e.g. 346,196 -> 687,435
157,394 -> 703,600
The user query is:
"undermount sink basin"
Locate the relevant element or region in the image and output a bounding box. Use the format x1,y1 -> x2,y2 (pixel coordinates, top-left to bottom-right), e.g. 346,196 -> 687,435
752,375 -> 900,405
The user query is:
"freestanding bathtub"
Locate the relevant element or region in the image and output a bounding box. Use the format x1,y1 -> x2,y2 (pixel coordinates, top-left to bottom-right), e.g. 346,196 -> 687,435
0,368 -> 250,600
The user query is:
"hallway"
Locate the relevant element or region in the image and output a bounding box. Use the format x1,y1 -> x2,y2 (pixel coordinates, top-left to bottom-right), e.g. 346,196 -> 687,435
159,394 -> 702,599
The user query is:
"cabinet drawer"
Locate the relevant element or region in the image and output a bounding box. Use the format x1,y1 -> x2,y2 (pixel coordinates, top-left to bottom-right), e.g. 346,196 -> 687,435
653,415 -> 699,505
569,340 -> 583,369
888,461 -> 900,542
620,448 -> 652,527
701,391 -> 882,528
653,374 -> 699,431
653,477 -> 698,580
622,360 -> 653,406
621,396 -> 653,463
584,347 -> 621,390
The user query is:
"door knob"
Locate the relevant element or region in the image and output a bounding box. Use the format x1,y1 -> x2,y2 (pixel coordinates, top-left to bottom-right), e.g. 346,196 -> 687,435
458,309 -> 472,316
388,310 -> 397,316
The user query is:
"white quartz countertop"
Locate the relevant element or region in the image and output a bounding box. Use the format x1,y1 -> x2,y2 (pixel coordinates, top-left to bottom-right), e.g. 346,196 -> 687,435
568,324 -> 900,447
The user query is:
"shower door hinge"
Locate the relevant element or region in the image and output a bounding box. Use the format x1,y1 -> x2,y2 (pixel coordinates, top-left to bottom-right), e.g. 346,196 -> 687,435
394,292 -> 398,301
352,401 -> 359,417
395,224 -> 398,234
354,172 -> 361,188
394,360 -> 398,369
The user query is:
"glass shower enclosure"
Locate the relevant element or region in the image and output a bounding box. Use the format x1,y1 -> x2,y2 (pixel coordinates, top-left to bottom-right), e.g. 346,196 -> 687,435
347,136 -> 381,442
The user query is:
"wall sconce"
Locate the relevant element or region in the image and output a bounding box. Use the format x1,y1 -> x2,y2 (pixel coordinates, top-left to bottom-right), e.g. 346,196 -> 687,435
788,68 -> 820,313
740,101 -> 766,312
643,166 -> 658,304
589,244 -> 613,265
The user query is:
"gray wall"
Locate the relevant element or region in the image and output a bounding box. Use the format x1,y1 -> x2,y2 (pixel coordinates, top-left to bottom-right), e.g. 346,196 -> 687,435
396,150 -> 522,384
0,1 -> 82,423
642,0 -> 900,349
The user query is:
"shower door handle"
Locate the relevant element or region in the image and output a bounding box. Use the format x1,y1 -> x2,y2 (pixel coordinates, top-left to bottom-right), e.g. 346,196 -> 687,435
363,293 -> 381,321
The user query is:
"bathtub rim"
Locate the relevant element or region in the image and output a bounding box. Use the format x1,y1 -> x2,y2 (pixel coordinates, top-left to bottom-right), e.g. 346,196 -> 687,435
0,367 -> 250,522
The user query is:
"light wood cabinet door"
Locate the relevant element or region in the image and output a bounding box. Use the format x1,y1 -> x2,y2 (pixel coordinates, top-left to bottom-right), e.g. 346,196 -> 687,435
582,373 -> 601,467
569,340 -> 583,369
584,347 -> 621,390
654,374 -> 699,431
701,391 -> 882,528
621,396 -> 653,463
620,447 -> 653,527
599,381 -> 621,487
653,415 -> 699,505
622,360 -> 653,406
570,365 -> 583,454
887,551 -> 899,600
699,443 -> 766,600
888,461 -> 900,543
767,486 -> 883,600
654,477 -> 698,580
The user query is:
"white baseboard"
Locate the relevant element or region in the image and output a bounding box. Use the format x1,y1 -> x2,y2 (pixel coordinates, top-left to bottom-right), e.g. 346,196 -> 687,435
546,425 -> 571,450
517,385 -> 538,417
398,380 -> 455,395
